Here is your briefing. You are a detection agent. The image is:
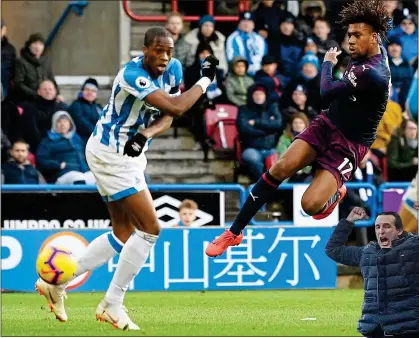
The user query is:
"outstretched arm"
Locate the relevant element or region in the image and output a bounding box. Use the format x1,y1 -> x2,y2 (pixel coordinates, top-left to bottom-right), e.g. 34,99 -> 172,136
145,85 -> 207,117
325,207 -> 366,267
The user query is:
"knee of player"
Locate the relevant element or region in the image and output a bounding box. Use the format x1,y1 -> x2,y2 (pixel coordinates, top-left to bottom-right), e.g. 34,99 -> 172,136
301,195 -> 323,216
112,227 -> 133,243
139,220 -> 161,236
270,158 -> 293,180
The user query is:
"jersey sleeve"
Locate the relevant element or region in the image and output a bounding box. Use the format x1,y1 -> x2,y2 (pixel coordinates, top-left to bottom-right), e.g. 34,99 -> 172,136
321,61 -> 377,100
168,58 -> 183,97
119,66 -> 160,100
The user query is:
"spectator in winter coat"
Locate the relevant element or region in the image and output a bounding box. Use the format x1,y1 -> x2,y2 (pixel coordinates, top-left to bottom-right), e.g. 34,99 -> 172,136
68,78 -> 102,143
311,18 -> 340,63
268,12 -> 304,79
226,11 -> 267,76
326,207 -> 419,338
387,14 -> 418,63
281,84 -> 318,122
15,80 -> 68,152
13,33 -> 59,103
387,36 -> 413,108
253,0 -> 285,39
2,139 -> 44,184
237,84 -> 283,179
225,56 -> 254,107
295,0 -> 326,39
281,52 -> 321,111
383,0 -> 405,27
254,55 -> 289,103
183,42 -> 225,155
165,12 -> 192,69
36,110 -> 95,185
371,86 -> 403,158
387,119 -> 418,182
184,15 -> 228,75
1,19 -> 16,99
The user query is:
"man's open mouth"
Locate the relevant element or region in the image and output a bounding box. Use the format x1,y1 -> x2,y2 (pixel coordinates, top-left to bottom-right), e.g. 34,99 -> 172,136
379,236 -> 389,246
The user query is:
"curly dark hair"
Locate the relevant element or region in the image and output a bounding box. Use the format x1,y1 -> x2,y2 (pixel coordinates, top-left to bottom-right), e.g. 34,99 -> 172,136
337,0 -> 393,37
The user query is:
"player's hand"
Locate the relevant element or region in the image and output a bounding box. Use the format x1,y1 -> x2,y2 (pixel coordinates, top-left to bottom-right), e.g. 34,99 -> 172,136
201,55 -> 219,81
414,201 -> 419,210
123,133 -> 148,157
346,207 -> 367,223
324,47 -> 342,66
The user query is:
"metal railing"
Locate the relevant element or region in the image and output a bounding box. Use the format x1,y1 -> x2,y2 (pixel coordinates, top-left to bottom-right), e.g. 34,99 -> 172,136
45,1 -> 88,48
2,181 -> 411,227
122,0 -> 250,22
2,183 -> 246,209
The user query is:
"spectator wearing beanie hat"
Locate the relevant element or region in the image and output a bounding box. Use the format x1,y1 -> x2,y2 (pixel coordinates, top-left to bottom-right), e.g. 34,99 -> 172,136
281,84 -> 318,122
226,11 -> 267,76
68,78 -> 103,143
237,83 -> 283,180
254,55 -> 289,103
13,33 -> 59,103
282,51 -> 321,111
268,11 -> 304,79
388,13 -> 418,63
387,36 -> 413,108
184,15 -> 228,75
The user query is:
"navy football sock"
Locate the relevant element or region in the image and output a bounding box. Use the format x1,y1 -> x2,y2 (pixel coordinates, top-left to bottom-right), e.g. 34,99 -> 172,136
229,171 -> 282,235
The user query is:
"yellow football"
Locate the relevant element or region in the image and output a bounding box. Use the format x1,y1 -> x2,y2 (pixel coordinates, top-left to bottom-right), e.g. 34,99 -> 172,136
36,246 -> 77,285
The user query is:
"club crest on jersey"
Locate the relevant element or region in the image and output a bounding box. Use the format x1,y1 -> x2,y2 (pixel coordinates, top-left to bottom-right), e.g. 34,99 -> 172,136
136,76 -> 150,89
347,70 -> 357,87
202,61 -> 211,68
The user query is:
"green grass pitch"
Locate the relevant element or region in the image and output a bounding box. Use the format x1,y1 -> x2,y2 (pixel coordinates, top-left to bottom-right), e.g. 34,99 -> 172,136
2,290 -> 363,336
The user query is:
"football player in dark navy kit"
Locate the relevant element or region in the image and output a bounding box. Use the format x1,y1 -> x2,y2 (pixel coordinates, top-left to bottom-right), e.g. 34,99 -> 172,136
206,0 -> 392,257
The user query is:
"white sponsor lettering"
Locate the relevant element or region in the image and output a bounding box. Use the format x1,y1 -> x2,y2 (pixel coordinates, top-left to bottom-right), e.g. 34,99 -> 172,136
1,236 -> 23,270
2,219 -> 111,229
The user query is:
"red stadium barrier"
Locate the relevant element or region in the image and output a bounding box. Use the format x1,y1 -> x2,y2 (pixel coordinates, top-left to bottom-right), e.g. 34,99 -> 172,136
122,0 -> 250,22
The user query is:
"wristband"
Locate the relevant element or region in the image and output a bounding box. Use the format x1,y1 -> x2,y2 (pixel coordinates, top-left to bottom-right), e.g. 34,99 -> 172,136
196,77 -> 211,94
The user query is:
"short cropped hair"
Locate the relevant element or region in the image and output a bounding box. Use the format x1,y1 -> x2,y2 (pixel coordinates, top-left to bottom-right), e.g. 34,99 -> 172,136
377,211 -> 403,230
167,12 -> 183,21
12,139 -> 29,149
144,27 -> 172,47
179,199 -> 198,211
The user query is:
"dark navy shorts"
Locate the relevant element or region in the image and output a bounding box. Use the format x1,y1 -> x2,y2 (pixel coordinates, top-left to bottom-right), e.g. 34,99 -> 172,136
295,112 -> 369,188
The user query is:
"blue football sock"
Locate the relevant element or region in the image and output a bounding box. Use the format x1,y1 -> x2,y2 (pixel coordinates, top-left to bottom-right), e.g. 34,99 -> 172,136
229,171 -> 282,235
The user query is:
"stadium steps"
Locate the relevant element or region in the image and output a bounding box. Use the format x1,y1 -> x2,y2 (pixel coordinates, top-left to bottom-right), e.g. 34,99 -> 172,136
129,0 -> 166,56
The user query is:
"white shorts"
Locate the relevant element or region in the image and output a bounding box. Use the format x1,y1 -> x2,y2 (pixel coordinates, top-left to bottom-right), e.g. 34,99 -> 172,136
85,136 -> 148,202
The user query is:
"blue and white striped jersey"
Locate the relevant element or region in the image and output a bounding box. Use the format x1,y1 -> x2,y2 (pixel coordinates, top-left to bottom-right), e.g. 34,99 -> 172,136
92,56 -> 182,154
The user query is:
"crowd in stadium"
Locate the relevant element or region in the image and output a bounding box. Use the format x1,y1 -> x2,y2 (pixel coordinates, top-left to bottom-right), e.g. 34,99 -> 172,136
1,0 -> 418,197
